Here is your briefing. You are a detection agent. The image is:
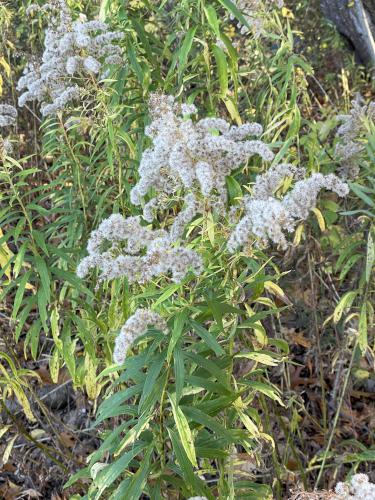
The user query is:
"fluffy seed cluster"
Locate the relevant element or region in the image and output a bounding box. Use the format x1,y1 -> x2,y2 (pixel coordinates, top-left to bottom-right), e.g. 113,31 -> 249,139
18,0 -> 123,116
231,0 -> 284,36
0,104 -> 17,127
113,309 -> 168,365
335,94 -> 375,179
0,137 -> 13,157
227,164 -> 349,250
76,213 -> 203,284
0,104 -> 17,157
334,473 -> 375,499
130,93 -> 273,223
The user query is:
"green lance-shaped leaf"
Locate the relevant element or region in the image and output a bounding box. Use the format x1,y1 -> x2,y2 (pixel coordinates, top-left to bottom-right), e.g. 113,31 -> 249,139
168,310 -> 188,362
169,393 -> 197,467
359,303 -> 368,354
92,442 -> 147,499
204,5 -> 220,37
333,291 -> 358,323
218,0 -> 251,31
349,182 -> 375,208
177,27 -> 197,82
212,45 -> 228,96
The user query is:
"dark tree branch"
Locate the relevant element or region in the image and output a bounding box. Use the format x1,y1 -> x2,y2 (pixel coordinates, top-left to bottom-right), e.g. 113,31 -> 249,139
321,0 -> 375,68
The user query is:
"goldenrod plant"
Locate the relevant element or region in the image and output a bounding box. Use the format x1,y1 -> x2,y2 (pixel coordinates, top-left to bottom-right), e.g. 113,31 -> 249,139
0,0 -> 373,498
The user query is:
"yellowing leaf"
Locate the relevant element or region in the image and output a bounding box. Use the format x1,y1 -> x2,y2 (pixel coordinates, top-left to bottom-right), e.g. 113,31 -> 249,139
3,434 -> 17,464
281,7 -> 294,19
223,97 -> 242,125
366,232 -> 374,283
115,414 -> 152,456
30,429 -> 47,439
234,351 -> 279,366
169,393 -> 197,467
293,223 -> 304,246
238,409 -> 260,437
0,56 -> 11,77
333,291 -> 357,323
311,207 -> 326,232
0,425 -> 12,440
344,312 -> 359,324
50,308 -> 62,351
354,369 -> 370,380
244,304 -> 268,346
13,385 -> 36,422
85,354 -> 98,400
0,228 -> 14,281
264,281 -> 292,305
50,348 -> 60,384
206,212 -> 215,247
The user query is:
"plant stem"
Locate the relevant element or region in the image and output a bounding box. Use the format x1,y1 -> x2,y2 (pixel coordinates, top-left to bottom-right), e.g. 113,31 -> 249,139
314,343 -> 356,488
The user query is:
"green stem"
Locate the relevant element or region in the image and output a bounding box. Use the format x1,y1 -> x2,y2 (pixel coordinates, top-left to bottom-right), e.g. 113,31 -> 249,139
57,114 -> 87,224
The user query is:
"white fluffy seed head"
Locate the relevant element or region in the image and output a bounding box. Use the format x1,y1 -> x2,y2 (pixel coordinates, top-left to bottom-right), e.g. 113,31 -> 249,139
113,309 -> 168,365
335,95 -> 374,179
130,93 -> 273,222
0,104 -> 17,127
228,166 -> 349,251
76,213 -> 203,285
83,55 -> 101,74
230,0 -> 284,37
17,0 -> 123,115
334,473 -> 375,498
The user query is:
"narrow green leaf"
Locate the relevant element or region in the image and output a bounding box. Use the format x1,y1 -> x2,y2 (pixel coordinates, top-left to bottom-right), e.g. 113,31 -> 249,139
181,405 -> 235,443
37,289 -> 48,332
359,303 -> 368,354
204,6 -> 220,37
339,254 -> 363,281
190,320 -> 225,356
153,282 -> 182,307
34,255 -> 51,303
242,380 -> 284,405
184,352 -> 230,389
349,182 -> 375,208
13,243 -> 28,279
335,241 -> 363,271
169,393 -> 197,467
212,45 -> 228,96
218,0 -> 251,30
167,428 -> 212,499
139,353 -> 166,412
237,307 -> 287,327
226,175 -> 243,202
333,291 -> 358,323
177,27 -> 197,80
12,270 -> 32,320
186,375 -> 231,395
174,346 -> 184,403
122,444 -> 153,500
93,443 -> 146,499
271,137 -> 293,166
168,310 -> 188,362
